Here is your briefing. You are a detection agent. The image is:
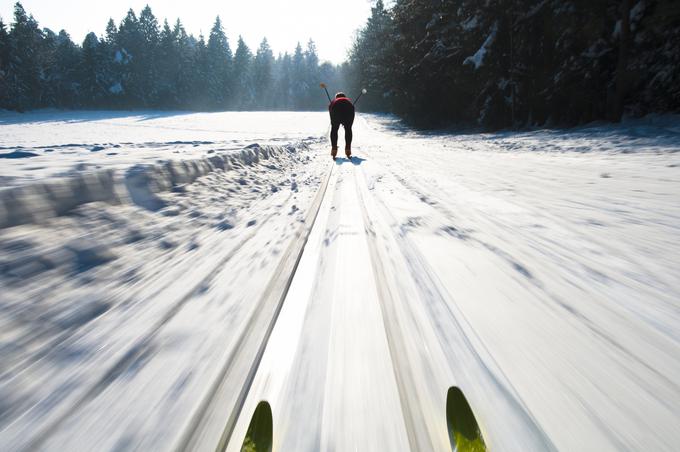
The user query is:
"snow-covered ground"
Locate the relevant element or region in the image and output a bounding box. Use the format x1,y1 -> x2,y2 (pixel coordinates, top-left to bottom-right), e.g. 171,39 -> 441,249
0,110 -> 328,187
1,111 -> 679,451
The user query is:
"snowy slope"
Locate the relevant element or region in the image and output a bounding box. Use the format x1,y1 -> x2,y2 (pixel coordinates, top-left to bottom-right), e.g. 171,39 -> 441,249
1,111 -> 679,451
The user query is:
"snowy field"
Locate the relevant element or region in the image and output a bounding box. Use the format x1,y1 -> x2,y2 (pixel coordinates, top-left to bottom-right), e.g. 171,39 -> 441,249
1,111 -> 679,451
0,110 -> 328,187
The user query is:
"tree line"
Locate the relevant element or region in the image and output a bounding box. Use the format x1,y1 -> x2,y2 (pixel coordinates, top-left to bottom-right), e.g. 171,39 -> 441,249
0,2 -> 345,111
2,1 -> 678,130
347,0 -> 680,129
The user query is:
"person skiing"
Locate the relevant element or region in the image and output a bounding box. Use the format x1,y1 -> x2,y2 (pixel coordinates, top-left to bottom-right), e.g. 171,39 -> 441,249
328,92 -> 355,160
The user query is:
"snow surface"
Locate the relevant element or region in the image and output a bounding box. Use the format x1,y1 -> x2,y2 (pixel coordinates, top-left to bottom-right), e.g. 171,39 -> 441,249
1,111 -> 680,451
464,22 -> 498,69
0,110 -> 328,187
462,15 -> 479,31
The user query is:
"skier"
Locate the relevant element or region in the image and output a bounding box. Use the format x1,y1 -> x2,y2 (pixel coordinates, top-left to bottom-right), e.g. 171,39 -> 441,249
328,92 -> 355,160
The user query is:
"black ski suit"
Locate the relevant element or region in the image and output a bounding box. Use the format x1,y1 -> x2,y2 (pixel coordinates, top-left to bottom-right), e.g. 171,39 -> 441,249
329,97 -> 355,154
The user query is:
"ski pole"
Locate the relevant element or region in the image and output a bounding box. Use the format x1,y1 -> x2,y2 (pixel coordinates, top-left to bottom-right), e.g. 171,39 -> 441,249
320,83 -> 332,103
353,88 -> 367,106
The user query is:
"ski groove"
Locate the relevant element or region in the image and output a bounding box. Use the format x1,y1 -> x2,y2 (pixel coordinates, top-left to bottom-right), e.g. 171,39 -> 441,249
175,161 -> 334,452
351,163 -> 437,451
369,146 -> 680,409
352,160 -> 558,451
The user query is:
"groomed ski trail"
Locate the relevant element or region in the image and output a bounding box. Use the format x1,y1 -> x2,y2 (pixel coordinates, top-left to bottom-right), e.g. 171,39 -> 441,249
222,157 -> 556,452
2,112 -> 679,451
220,115 -> 680,451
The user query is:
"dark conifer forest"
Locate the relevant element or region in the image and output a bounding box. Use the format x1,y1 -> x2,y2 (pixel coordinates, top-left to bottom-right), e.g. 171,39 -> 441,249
1,1 -> 679,129
348,0 -> 680,128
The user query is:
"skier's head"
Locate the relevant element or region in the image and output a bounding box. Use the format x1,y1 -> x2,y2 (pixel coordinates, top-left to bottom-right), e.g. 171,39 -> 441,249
335,92 -> 346,99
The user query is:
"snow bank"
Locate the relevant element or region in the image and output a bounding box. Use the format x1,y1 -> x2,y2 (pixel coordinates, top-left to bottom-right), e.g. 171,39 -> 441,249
0,110 -> 329,187
0,143 -> 305,229
464,22 -> 498,70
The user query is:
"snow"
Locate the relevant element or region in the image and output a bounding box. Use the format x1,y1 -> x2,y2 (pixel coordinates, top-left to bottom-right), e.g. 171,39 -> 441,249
462,15 -> 478,31
0,112 -> 328,450
1,111 -> 680,451
614,1 -> 645,37
524,0 -> 548,20
631,1 -> 645,23
425,14 -> 440,31
108,82 -> 123,94
0,110 -> 328,187
464,22 -> 498,69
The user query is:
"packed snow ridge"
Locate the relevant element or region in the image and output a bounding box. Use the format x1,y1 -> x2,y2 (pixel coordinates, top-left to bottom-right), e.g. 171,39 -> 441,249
0,142 -> 308,229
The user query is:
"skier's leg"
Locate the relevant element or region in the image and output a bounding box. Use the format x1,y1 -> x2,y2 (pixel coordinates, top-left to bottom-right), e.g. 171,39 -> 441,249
344,124 -> 353,155
344,112 -> 355,156
330,121 -> 340,157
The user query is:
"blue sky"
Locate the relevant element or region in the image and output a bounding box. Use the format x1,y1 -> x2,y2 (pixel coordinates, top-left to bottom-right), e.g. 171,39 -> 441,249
0,0 -> 374,63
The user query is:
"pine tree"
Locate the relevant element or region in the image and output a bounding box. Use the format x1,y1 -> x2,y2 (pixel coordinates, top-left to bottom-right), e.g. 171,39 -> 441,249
191,33 -> 210,109
51,30 -> 80,107
7,2 -> 44,110
273,52 -> 293,109
105,18 -> 117,46
252,38 -> 274,108
348,0 -> 395,112
100,18 -> 123,107
157,19 -> 178,107
303,39 -> 321,108
116,9 -> 142,106
138,5 -> 160,105
0,17 -> 9,69
39,28 -> 58,106
232,35 -> 253,109
612,0 -> 632,121
139,5 -> 159,47
172,19 -> 193,106
0,18 -> 8,66
0,18 -> 10,107
291,42 -> 305,109
207,16 -> 232,108
80,32 -> 104,106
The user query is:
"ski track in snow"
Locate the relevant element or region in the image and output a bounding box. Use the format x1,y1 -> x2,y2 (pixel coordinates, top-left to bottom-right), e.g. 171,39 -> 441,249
0,111 -> 679,451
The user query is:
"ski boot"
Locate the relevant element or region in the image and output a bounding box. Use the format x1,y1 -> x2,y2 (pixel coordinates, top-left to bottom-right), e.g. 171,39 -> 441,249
345,145 -> 352,160
331,146 -> 338,160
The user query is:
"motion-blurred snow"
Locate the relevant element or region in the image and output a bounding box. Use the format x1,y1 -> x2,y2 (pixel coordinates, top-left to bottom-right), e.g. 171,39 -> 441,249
1,111 -> 679,451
